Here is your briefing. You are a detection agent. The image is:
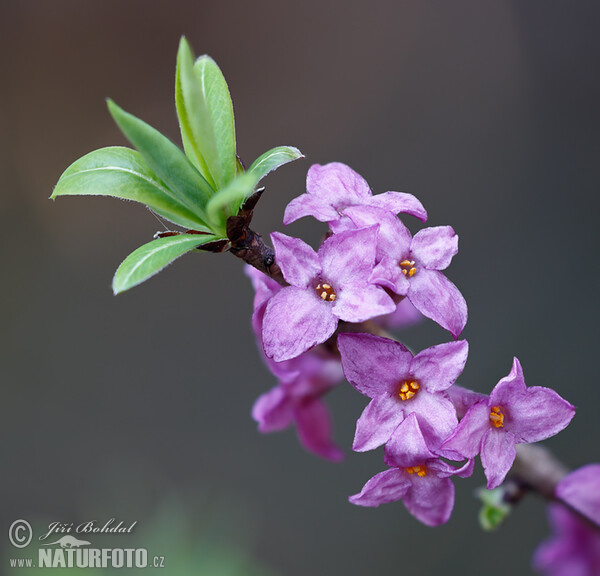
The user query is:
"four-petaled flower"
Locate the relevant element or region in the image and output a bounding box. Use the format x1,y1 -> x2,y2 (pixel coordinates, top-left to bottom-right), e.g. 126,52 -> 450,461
338,333 -> 468,452
555,464 -> 600,526
252,350 -> 345,462
534,504 -> 600,576
247,266 -> 344,461
262,227 -> 395,362
284,162 -> 427,226
337,205 -> 467,338
442,358 -> 575,489
349,414 -> 472,526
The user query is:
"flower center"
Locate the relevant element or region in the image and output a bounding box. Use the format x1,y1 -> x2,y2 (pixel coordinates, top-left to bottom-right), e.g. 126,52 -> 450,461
399,259 -> 417,277
489,406 -> 505,428
398,379 -> 420,401
406,465 -> 427,477
315,282 -> 337,302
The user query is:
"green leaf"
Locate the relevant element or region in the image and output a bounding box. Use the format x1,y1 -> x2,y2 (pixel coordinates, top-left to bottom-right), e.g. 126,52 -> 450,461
206,172 -> 260,230
477,487 -> 512,531
248,146 -> 304,183
112,234 -> 217,294
51,147 -> 210,231
175,38 -> 236,190
175,38 -> 215,188
107,99 -> 214,222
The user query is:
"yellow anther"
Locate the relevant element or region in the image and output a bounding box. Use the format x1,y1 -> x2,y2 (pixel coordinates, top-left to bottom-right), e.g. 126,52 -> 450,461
399,259 -> 417,277
315,282 -> 337,302
406,465 -> 427,477
398,379 -> 420,401
489,406 -> 505,428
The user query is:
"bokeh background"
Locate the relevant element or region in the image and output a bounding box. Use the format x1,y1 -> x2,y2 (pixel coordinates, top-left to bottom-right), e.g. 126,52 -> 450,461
2,1 -> 599,574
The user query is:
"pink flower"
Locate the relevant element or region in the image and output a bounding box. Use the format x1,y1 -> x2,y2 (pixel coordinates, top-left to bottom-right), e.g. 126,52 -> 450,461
555,464 -> 600,526
442,358 -> 575,489
262,227 -> 395,362
338,333 -> 468,452
534,505 -> 600,576
349,414 -> 472,526
247,266 -> 344,461
284,162 -> 426,225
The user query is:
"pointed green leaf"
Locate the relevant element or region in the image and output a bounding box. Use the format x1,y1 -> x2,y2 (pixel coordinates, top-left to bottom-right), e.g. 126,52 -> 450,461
51,147 -> 210,231
112,233 -> 218,294
175,38 -> 215,188
107,99 -> 214,222
194,55 -> 237,188
206,172 -> 260,230
175,38 -> 237,190
248,146 -> 304,183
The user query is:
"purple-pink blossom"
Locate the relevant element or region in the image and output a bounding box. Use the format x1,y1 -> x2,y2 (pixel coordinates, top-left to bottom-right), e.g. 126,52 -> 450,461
252,350 -> 344,462
262,227 -> 395,362
534,504 -> 600,576
555,464 -> 600,527
337,205 -> 467,338
349,414 -> 471,526
442,358 -> 575,489
338,333 -> 468,452
247,266 -> 344,461
284,162 -> 427,226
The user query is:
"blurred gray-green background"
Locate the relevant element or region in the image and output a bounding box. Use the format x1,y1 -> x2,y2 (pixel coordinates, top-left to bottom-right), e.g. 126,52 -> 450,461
1,1 -> 599,574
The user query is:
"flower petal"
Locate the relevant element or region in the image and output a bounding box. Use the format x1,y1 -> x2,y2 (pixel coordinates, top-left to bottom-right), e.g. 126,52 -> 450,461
338,333 -> 413,397
342,205 -> 412,261
263,286 -> 338,361
307,162 -> 371,203
411,226 -> 458,270
319,226 -> 378,287
252,387 -> 294,432
490,358 -> 575,443
333,283 -> 395,323
384,413 -> 436,468
480,428 -> 517,489
408,269 -> 468,338
403,475 -> 455,526
283,193 -> 340,224
407,391 -> 459,450
370,258 -> 410,295
555,465 -> 600,526
440,401 -> 490,460
489,357 -> 527,406
353,395 -> 405,452
410,340 -> 469,392
271,232 -> 320,287
505,386 -> 575,443
368,191 -> 428,222
349,469 -> 411,507
245,265 -> 282,336
295,398 -> 344,462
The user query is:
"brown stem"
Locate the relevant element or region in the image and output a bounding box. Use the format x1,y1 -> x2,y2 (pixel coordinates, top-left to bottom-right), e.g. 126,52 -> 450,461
228,224 -> 285,285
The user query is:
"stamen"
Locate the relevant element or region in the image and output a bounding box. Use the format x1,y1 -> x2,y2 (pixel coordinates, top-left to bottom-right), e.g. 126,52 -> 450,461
399,259 -> 417,277
406,465 -> 427,477
315,282 -> 337,302
489,406 -> 505,428
398,379 -> 420,401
